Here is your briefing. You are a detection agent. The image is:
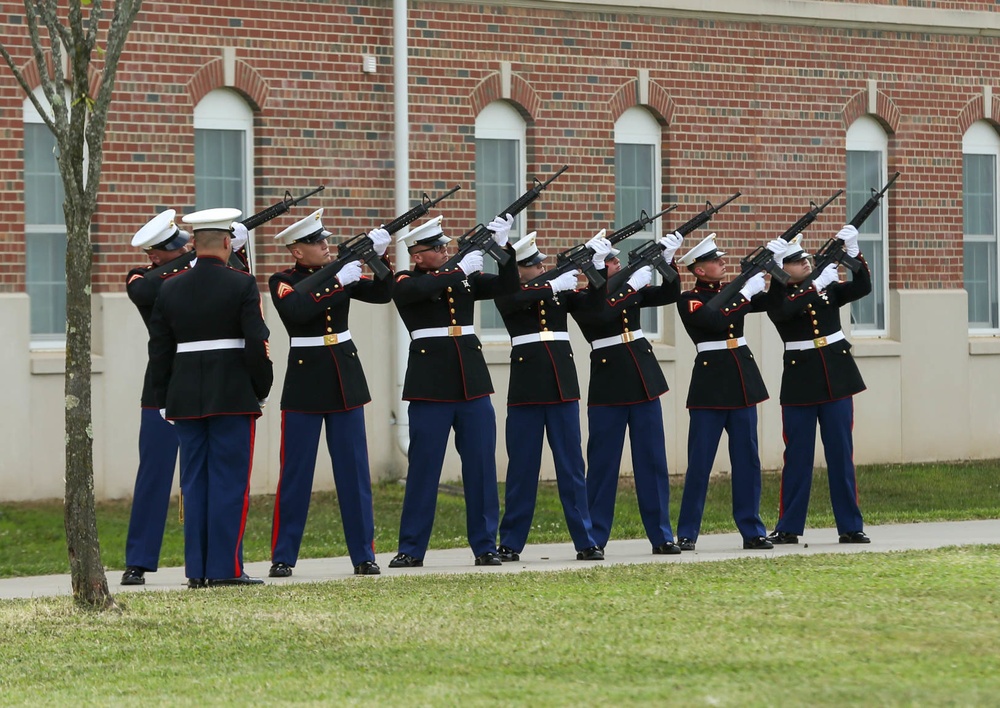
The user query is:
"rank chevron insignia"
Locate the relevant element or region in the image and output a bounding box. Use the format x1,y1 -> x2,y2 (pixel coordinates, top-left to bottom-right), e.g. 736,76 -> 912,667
276,282 -> 294,299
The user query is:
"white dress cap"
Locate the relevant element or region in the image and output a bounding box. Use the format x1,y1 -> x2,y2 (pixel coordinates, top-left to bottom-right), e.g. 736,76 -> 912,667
513,231 -> 547,266
677,233 -> 726,267
275,208 -> 331,246
397,214 -> 451,249
131,209 -> 189,251
781,234 -> 811,262
182,207 -> 243,232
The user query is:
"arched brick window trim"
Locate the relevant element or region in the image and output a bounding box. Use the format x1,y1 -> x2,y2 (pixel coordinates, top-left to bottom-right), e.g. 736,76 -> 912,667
609,80 -> 674,126
186,58 -> 269,112
469,72 -> 539,122
957,94 -> 1000,135
841,90 -> 899,134
20,51 -> 102,103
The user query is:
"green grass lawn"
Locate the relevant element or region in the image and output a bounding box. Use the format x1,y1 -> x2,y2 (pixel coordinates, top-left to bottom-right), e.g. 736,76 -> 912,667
0,548 -> 998,705
1,460 -> 998,578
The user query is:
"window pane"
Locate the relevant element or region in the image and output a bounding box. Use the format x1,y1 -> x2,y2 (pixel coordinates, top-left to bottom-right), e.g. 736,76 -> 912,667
963,154 -> 999,328
195,129 -> 245,212
615,144 -> 659,337
24,124 -> 67,338
475,138 -> 519,335
846,150 -> 884,331
26,231 -> 67,336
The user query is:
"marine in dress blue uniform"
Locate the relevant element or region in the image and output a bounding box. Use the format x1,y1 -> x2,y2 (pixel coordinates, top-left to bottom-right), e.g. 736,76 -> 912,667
494,233 -> 602,562
267,209 -> 391,577
765,228 -> 872,545
674,233 -> 779,552
389,214 -> 518,568
148,208 -> 274,587
120,210 -> 194,586
569,230 -> 683,555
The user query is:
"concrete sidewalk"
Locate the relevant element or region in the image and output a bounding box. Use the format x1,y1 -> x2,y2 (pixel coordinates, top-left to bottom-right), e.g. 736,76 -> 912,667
2,518 -> 997,601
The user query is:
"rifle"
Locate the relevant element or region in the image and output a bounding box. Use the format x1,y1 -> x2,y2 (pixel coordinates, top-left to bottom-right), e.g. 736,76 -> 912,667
801,171 -> 899,288
525,206 -> 676,290
294,186 -> 461,294
707,190 -> 843,309
604,193 -> 743,293
439,165 -> 569,271
241,185 -> 326,231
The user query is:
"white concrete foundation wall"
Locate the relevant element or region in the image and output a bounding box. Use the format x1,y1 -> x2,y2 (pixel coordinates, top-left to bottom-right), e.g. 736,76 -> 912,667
0,287 -> 997,502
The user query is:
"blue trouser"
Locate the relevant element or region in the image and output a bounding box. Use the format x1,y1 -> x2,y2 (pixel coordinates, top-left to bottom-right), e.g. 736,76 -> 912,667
174,415 -> 255,580
586,398 -> 674,549
499,401 -> 597,552
775,397 -> 864,535
676,406 -> 766,542
397,397 -> 499,558
124,407 -> 180,571
271,408 -> 376,567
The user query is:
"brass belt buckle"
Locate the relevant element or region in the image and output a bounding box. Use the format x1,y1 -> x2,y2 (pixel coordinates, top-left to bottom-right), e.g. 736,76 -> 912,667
324,333 -> 339,346
539,331 -> 555,342
448,325 -> 463,337
621,331 -> 635,344
726,339 -> 739,349
813,336 -> 828,348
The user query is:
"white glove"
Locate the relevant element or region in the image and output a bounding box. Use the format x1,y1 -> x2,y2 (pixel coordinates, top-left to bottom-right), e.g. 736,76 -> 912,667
230,222 -> 249,252
587,232 -> 613,271
458,250 -> 484,276
368,227 -> 391,257
765,238 -> 788,266
837,224 -> 860,258
548,270 -> 579,294
337,260 -> 363,287
159,408 -> 174,425
488,213 -> 514,248
657,231 -> 684,263
812,263 -> 840,292
258,397 -> 268,410
739,272 -> 766,300
626,265 -> 653,291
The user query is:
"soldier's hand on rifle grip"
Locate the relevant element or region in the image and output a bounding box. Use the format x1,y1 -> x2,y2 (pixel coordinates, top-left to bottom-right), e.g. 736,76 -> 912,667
836,225 -> 860,258
488,214 -> 514,247
230,222 -> 249,252
549,270 -> 580,294
812,263 -> 840,292
586,231 -> 612,270
657,231 -> 684,262
626,265 -> 653,291
368,227 -> 391,256
337,261 -> 363,287
739,272 -> 767,301
459,250 -> 484,276
766,238 -> 789,267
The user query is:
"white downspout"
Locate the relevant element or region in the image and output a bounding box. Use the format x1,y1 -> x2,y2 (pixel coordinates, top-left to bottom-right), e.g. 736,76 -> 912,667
392,0 -> 410,459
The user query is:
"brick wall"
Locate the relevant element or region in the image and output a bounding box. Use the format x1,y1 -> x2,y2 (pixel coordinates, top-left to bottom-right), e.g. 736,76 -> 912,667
2,0 -> 999,293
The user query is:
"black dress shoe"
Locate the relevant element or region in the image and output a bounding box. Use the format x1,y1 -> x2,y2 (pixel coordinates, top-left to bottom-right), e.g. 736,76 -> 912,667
207,573 -> 264,587
187,578 -> 207,589
354,560 -> 381,575
497,545 -> 520,562
652,541 -> 682,555
388,552 -> 423,568
677,537 -> 696,552
766,530 -> 799,545
121,567 -> 146,586
269,562 -> 293,578
576,546 -> 604,561
839,531 -> 871,544
475,551 -> 502,566
743,535 -> 774,550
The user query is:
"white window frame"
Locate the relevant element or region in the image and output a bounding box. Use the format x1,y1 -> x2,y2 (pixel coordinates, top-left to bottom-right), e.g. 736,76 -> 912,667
963,120 -> 1000,334
24,87 -> 68,350
615,107 -> 663,340
475,101 -> 526,342
846,116 -> 890,337
193,89 -> 255,264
